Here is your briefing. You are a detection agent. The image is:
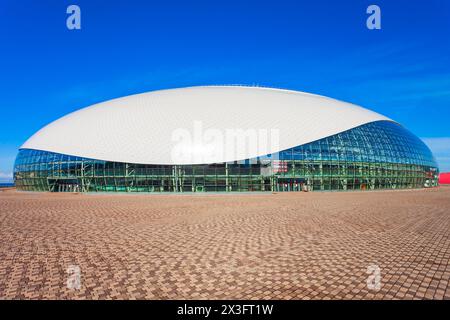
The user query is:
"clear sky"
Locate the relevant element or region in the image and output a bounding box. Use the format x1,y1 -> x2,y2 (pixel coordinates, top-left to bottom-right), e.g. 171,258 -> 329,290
1,0 -> 449,182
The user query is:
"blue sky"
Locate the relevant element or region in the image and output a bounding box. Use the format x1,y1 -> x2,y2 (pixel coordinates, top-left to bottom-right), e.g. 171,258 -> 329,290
1,0 -> 449,182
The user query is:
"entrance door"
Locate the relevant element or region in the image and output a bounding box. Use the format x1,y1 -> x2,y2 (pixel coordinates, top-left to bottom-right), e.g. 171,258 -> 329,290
276,178 -> 305,192
48,178 -> 80,192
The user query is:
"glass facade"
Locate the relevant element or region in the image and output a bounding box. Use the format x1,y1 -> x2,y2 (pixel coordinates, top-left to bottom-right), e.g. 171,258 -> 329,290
14,121 -> 439,192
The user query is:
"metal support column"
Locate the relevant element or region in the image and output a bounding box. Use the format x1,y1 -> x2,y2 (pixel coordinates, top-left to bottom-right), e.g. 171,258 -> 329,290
225,162 -> 229,192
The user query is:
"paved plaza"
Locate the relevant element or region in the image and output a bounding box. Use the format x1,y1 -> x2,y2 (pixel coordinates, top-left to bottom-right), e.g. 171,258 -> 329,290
0,187 -> 449,299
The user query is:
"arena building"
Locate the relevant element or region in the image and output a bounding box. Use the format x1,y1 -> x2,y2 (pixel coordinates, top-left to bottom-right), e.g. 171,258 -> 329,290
14,86 -> 439,192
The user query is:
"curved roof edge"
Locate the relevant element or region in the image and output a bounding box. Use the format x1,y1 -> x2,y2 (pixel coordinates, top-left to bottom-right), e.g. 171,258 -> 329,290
21,86 -> 392,165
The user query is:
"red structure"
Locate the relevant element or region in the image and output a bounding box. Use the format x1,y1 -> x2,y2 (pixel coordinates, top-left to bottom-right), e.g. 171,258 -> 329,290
439,173 -> 450,184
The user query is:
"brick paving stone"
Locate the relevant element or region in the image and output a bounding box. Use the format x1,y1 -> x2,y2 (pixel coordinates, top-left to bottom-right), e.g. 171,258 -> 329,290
0,187 -> 449,300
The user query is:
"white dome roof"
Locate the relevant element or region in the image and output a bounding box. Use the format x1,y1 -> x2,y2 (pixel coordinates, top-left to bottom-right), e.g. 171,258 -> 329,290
21,86 -> 391,165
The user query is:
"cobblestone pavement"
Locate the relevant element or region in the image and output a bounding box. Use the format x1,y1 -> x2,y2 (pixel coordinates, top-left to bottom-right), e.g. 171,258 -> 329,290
0,187 -> 449,300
